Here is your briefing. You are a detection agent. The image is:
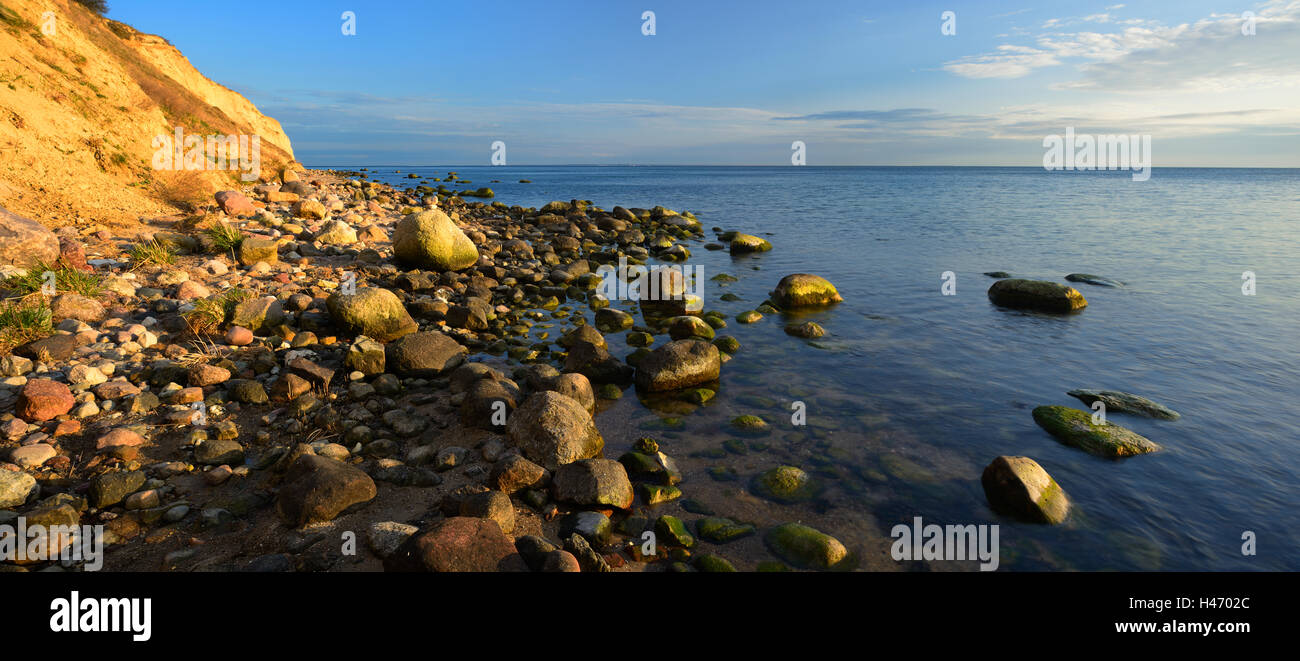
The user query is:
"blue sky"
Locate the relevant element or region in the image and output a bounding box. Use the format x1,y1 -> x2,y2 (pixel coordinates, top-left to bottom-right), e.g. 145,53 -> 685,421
107,0 -> 1300,166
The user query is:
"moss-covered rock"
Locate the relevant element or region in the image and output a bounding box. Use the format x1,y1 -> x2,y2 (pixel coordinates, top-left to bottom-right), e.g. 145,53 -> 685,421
1066,389 -> 1180,420
712,335 -> 740,354
784,321 -> 825,338
729,233 -> 772,254
326,287 -> 418,342
981,455 -> 1071,524
1032,405 -> 1160,457
987,279 -> 1087,313
696,517 -> 756,543
736,310 -> 763,324
751,465 -> 819,503
667,315 -> 715,341
764,523 -> 852,570
391,209 -> 479,271
654,515 -> 695,548
693,554 -> 737,572
730,414 -> 769,435
770,274 -> 843,308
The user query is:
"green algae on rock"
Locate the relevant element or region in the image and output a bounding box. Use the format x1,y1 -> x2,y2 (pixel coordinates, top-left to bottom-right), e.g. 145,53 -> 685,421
325,287 -> 418,342
1032,405 -> 1161,458
696,517 -> 757,543
764,522 -> 853,570
391,209 -> 479,271
751,465 -> 820,503
987,278 -> 1087,313
981,455 -> 1071,524
729,233 -> 772,254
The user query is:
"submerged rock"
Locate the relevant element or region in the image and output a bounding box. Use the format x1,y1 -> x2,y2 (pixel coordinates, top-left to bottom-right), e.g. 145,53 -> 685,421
764,523 -> 852,570
1065,273 -> 1124,287
987,279 -> 1087,313
981,456 -> 1070,524
751,465 -> 820,503
634,340 -> 720,392
1032,405 -> 1161,458
1066,389 -> 1180,420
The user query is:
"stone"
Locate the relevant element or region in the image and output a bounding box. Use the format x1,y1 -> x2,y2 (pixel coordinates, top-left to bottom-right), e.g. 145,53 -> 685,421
314,220 -> 357,245
9,443 -> 55,468
50,294 -> 105,323
541,550 -> 581,572
751,465 -> 819,503
769,274 -> 843,308
764,523 -> 851,570
326,287 -> 418,342
293,199 -> 328,220
237,237 -> 278,266
0,205 -> 59,268
696,517 -> 756,544
16,379 -> 74,422
551,459 -> 634,510
368,521 -> 418,559
505,391 -> 605,471
95,428 -> 145,451
391,209 -> 479,271
230,296 -> 285,335
981,456 -> 1071,524
194,439 -> 245,466
384,332 -> 465,379
188,364 -> 232,387
276,454 -> 377,526
225,326 -> 254,346
667,315 -> 715,341
558,510 -> 612,546
1032,406 -> 1160,458
385,517 -> 521,572
0,471 -> 38,508
1066,389 -> 1180,420
458,491 -> 516,534
654,515 -> 695,548
89,470 -> 145,508
634,340 -> 721,392
784,321 -> 825,338
987,279 -> 1087,313
344,337 -> 386,375
729,233 -> 772,253
215,191 -> 256,216
490,455 -> 548,493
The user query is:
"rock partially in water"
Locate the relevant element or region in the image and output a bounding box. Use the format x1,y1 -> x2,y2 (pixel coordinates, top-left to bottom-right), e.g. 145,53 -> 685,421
987,279 -> 1087,313
634,339 -> 720,392
784,321 -> 825,338
769,273 -> 843,308
764,523 -> 852,570
1067,389 -> 1180,420
1032,405 -> 1161,458
696,517 -> 756,543
729,233 -> 772,254
1065,273 -> 1124,287
981,455 -> 1071,524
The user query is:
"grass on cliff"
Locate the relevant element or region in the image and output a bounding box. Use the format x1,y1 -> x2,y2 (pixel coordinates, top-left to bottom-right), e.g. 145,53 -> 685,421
150,170 -> 211,213
2,261 -> 103,298
0,299 -> 53,354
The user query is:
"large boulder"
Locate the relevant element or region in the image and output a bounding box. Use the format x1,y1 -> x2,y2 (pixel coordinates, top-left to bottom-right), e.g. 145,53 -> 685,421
275,454 -> 377,526
385,331 -> 467,377
0,206 -> 59,268
551,459 -> 634,510
769,273 -> 843,308
392,209 -> 479,271
1032,406 -> 1160,458
981,456 -> 1071,524
384,517 -> 523,572
326,287 -> 418,342
506,391 -> 604,470
230,296 -> 284,335
634,339 -> 720,392
987,279 -> 1087,313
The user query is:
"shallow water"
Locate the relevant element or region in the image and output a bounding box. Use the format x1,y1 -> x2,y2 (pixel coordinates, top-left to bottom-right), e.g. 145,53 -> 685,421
329,165 -> 1300,571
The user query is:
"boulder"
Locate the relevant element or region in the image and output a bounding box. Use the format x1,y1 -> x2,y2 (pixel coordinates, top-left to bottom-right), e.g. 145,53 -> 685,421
506,391 -> 604,470
385,331 -> 467,377
237,236 -> 277,266
769,273 -> 843,308
215,191 -> 256,216
987,279 -> 1087,313
230,296 -> 285,335
314,220 -> 357,245
384,517 -> 522,572
551,459 -> 634,510
16,379 -> 74,421
634,339 -> 720,392
1032,405 -> 1160,458
764,523 -> 852,570
490,455 -> 549,494
391,209 -> 479,271
50,294 -> 104,323
326,287 -> 418,342
275,454 -> 377,526
981,456 -> 1071,524
0,206 -> 59,268
729,233 -> 772,254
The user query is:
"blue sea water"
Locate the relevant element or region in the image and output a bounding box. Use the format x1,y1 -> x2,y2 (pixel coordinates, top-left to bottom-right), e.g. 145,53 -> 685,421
324,165 -> 1300,571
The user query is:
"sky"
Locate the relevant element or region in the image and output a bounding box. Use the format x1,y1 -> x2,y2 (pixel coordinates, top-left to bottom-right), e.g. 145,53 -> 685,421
106,0 -> 1300,166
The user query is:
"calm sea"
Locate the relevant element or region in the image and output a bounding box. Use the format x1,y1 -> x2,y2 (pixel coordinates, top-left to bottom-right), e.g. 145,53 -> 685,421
323,165 -> 1300,571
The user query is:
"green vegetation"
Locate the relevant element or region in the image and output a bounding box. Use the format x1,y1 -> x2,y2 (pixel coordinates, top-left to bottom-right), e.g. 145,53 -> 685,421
130,239 -> 177,266
182,287 -> 251,335
205,222 -> 243,252
0,299 -> 53,354
3,261 -> 103,298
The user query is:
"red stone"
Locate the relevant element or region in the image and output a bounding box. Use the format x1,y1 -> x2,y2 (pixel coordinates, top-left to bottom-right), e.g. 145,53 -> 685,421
16,379 -> 74,422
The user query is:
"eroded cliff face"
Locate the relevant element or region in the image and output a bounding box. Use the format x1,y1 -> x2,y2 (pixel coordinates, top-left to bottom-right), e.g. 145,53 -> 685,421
0,0 -> 295,229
